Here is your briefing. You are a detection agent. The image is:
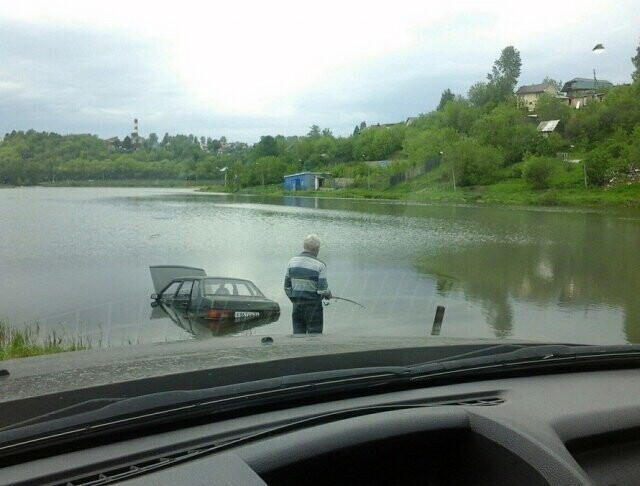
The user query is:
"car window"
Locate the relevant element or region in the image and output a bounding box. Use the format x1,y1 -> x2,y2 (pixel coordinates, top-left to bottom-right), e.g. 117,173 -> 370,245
176,280 -> 193,299
203,279 -> 263,297
232,282 -> 256,296
191,280 -> 200,299
160,281 -> 182,300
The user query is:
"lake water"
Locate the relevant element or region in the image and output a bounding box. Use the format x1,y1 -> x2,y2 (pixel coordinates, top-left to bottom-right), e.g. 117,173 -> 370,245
1,187 -> 639,346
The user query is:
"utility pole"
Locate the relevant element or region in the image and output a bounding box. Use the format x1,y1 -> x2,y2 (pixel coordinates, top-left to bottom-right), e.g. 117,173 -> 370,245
592,43 -> 605,101
256,162 -> 264,186
133,118 -> 139,150
220,167 -> 228,187
442,151 -> 456,191
452,166 -> 457,191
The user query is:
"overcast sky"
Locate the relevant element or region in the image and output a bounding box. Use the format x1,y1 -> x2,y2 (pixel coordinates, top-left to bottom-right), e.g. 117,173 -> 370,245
0,1 -> 638,142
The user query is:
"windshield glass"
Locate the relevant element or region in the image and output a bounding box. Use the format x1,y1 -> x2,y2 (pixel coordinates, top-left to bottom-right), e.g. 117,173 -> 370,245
0,1 -> 639,400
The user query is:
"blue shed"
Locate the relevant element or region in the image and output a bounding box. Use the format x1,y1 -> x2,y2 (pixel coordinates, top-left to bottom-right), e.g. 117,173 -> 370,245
283,172 -> 332,191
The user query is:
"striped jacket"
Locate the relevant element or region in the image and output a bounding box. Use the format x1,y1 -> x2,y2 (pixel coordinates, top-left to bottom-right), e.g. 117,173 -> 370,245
284,252 -> 330,302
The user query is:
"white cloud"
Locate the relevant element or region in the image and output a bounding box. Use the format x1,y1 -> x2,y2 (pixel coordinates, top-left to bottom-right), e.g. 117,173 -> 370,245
0,0 -> 637,140
0,80 -> 22,92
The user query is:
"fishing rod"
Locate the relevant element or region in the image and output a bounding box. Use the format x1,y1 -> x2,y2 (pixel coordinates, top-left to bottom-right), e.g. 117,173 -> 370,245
323,296 -> 366,309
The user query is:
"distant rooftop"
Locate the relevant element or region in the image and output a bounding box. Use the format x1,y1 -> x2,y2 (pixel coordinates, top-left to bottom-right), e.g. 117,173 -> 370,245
516,83 -> 556,95
283,172 -> 332,178
537,120 -> 560,133
561,78 -> 613,92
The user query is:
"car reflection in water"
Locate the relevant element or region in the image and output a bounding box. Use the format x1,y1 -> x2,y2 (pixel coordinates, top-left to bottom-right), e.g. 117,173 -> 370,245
151,276 -> 280,338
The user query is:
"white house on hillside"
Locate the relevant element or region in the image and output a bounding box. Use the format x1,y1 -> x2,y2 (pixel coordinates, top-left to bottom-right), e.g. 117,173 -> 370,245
516,83 -> 558,111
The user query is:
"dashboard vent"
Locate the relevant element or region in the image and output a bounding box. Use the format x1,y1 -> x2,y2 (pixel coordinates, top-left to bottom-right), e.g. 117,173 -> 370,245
451,396 -> 505,406
425,395 -> 506,407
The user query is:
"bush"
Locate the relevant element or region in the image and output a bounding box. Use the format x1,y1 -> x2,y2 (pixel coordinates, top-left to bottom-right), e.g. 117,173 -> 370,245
583,133 -> 631,186
499,161 -> 524,179
447,138 -> 504,186
402,127 -> 459,165
537,190 -> 561,206
471,104 -> 538,165
522,156 -> 557,189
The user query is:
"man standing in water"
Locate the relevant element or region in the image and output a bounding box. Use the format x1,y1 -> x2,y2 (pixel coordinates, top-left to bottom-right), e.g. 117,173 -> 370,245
284,234 -> 332,334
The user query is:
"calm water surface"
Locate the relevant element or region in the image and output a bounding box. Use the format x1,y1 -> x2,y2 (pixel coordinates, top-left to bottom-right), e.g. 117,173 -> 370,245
1,187 -> 639,346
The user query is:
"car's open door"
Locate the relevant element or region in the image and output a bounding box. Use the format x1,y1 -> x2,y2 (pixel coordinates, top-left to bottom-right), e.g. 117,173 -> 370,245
150,265 -> 206,293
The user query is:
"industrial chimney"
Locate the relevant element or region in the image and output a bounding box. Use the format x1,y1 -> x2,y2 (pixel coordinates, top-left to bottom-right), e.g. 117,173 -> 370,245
133,118 -> 139,149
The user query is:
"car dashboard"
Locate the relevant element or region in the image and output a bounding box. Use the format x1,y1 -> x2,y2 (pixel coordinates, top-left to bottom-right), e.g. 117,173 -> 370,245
2,367 -> 640,485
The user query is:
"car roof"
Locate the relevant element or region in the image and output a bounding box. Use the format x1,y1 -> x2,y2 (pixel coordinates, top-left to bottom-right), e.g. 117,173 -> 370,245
170,276 -> 255,284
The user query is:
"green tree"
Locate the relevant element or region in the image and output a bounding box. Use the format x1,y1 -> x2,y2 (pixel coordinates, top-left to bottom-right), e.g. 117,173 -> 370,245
542,77 -> 562,92
583,132 -> 630,185
468,82 -> 494,108
147,132 -> 159,148
161,133 -> 170,146
471,104 -> 536,164
487,46 -> 522,98
437,89 -> 455,111
522,156 -> 557,189
565,82 -> 640,143
447,138 -> 503,186
207,138 -> 222,152
353,125 -> 404,161
334,137 -> 353,162
535,93 -> 571,123
403,127 -> 459,165
254,135 -> 278,158
632,37 -> 640,82
257,156 -> 288,184
307,125 -> 321,138
438,99 -> 479,133
122,135 -> 132,152
353,125 -> 361,136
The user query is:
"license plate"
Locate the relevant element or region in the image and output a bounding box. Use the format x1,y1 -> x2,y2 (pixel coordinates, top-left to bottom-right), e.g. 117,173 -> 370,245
235,311 -> 260,321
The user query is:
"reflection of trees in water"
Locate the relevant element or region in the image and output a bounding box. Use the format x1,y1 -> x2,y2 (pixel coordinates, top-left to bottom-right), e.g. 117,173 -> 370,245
436,275 -> 455,297
482,286 -> 515,338
417,212 -> 640,342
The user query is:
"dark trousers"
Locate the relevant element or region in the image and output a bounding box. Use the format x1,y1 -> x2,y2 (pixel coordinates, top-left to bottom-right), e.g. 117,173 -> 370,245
292,300 -> 323,334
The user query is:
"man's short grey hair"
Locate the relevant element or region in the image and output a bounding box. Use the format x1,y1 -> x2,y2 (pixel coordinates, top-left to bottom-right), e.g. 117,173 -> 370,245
303,234 -> 322,253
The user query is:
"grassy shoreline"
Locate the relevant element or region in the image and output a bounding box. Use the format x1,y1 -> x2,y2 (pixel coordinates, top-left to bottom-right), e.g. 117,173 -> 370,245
0,321 -> 87,361
5,178 -> 639,208
201,180 -> 640,209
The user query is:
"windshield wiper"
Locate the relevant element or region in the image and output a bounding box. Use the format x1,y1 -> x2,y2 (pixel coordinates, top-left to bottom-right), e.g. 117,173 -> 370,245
2,344 -> 639,456
0,366 -> 411,456
407,344 -> 640,381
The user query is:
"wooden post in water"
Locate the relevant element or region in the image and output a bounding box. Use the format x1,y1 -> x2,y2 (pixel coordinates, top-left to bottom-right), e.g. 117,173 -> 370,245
431,305 -> 446,336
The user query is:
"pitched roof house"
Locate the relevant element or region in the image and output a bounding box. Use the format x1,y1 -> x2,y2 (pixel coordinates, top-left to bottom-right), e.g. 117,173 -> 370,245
560,78 -> 613,108
515,83 -> 558,111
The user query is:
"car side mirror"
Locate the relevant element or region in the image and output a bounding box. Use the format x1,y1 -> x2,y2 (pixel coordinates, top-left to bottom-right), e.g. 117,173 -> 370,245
151,293 -> 159,300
